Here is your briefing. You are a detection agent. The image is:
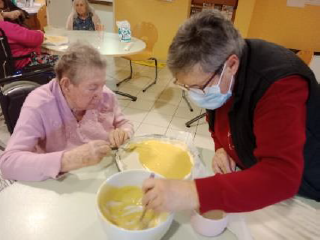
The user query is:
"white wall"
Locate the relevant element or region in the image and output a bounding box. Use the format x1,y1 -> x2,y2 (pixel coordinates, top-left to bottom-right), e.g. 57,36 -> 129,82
46,0 -> 72,28
309,55 -> 320,83
91,3 -> 114,33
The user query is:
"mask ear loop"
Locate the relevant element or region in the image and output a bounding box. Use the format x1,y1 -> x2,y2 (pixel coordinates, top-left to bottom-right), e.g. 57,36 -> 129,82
227,75 -> 234,94
216,62 -> 227,87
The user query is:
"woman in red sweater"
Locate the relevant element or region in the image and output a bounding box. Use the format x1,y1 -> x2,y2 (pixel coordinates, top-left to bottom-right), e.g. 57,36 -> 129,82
142,10 -> 319,214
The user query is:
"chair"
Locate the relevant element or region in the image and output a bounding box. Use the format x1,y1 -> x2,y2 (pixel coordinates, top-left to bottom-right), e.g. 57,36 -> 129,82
0,67 -> 54,151
296,50 -> 314,65
117,22 -> 158,93
0,27 -> 55,150
37,5 -> 48,31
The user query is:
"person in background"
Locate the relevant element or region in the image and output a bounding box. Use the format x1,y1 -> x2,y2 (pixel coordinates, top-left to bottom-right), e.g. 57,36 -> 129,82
0,12 -> 58,70
0,43 -> 133,181
142,10 -> 320,214
0,0 -> 29,25
66,0 -> 103,31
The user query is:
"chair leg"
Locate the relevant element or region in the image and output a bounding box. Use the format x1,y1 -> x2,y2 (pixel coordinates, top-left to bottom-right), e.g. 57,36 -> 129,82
142,58 -> 158,92
116,60 -> 133,87
182,90 -> 193,112
185,113 -> 206,128
114,90 -> 137,102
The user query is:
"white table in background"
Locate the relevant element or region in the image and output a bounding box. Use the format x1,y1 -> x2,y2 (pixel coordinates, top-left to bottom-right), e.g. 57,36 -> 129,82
42,28 -> 146,57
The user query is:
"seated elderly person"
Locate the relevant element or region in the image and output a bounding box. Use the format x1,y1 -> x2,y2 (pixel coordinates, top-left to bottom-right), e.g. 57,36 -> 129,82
66,0 -> 102,31
0,0 -> 29,25
0,43 -> 133,181
0,12 -> 58,70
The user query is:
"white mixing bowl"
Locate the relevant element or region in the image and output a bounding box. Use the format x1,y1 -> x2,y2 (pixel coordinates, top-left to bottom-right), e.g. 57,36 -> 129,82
96,170 -> 174,240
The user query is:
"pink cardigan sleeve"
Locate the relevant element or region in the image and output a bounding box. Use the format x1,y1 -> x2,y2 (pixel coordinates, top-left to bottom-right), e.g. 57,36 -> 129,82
5,22 -> 44,48
0,107 -> 63,181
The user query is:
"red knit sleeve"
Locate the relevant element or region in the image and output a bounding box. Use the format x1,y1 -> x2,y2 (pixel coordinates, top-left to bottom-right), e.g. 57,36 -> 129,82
206,112 -> 223,151
195,76 -> 308,213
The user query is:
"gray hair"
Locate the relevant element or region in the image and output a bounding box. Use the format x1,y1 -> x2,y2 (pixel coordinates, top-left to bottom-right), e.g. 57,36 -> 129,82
71,0 -> 95,18
55,42 -> 107,84
167,9 -> 245,75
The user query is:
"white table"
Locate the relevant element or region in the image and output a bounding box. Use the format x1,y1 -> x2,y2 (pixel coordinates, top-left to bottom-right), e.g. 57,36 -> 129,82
0,147 -> 319,240
42,28 -> 146,57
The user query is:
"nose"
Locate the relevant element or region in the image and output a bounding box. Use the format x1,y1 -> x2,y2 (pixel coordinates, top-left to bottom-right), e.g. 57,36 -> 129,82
93,88 -> 103,101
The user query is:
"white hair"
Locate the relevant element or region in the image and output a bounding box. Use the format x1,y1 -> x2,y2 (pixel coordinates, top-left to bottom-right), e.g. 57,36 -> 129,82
71,0 -> 95,18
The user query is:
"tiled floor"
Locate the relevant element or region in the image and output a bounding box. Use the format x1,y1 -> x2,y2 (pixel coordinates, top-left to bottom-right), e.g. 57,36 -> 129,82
0,57 -> 215,156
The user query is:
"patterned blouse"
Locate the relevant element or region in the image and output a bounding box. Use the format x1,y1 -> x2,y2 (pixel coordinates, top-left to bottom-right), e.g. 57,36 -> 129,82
73,13 -> 95,31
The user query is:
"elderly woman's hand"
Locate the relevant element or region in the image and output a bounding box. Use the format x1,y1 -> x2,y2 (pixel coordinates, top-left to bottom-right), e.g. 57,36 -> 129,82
61,140 -> 111,172
3,10 -> 21,20
142,178 -> 199,213
109,128 -> 129,148
212,148 -> 236,174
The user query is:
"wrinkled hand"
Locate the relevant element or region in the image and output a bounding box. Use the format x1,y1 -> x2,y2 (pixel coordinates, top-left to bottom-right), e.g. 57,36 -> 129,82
61,140 -> 111,172
109,128 -> 129,148
142,179 -> 199,213
212,148 -> 236,174
3,10 -> 21,20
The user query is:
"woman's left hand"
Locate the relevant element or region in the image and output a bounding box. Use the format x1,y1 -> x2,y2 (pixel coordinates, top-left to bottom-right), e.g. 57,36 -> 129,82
109,128 -> 129,148
142,178 -> 200,213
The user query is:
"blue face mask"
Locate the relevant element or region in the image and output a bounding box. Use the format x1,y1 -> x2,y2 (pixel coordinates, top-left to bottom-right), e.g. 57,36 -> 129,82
188,63 -> 234,110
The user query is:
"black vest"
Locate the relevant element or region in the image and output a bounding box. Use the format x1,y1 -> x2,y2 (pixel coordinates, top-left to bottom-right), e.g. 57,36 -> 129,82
207,39 -> 320,201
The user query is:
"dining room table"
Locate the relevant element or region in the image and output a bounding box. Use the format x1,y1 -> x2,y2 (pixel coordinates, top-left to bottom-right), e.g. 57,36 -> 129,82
0,145 -> 319,240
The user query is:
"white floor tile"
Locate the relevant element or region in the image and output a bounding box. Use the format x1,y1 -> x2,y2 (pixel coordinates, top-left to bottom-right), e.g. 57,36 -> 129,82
136,89 -> 162,102
127,99 -> 155,111
174,105 -> 203,119
193,134 -> 214,150
168,116 -> 198,134
122,107 -> 148,123
151,101 -> 178,116
135,123 -> 167,136
130,121 -> 141,132
143,112 -> 173,128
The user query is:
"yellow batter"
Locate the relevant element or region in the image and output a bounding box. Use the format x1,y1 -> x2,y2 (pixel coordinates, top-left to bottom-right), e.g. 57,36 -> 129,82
128,140 -> 193,179
99,185 -> 167,230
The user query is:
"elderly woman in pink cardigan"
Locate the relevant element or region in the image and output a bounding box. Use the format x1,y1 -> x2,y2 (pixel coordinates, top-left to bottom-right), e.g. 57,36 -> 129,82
0,43 -> 133,181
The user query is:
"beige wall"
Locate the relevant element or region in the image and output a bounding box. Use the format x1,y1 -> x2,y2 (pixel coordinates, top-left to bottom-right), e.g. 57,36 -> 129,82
234,0 -> 256,38
238,0 -> 320,51
115,0 -> 191,61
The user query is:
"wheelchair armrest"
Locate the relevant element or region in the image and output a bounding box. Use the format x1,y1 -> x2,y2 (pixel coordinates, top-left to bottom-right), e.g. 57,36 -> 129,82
0,66 -> 54,86
22,64 -> 53,72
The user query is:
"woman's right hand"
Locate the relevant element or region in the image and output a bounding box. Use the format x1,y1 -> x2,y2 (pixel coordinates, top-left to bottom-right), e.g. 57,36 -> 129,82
212,148 -> 236,174
61,140 -> 111,172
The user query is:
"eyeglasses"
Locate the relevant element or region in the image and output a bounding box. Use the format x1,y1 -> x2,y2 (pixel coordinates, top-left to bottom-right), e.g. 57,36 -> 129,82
174,63 -> 224,94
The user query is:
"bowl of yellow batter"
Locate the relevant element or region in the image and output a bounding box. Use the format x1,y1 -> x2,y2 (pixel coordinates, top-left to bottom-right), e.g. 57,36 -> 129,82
115,135 -> 195,180
96,170 -> 174,240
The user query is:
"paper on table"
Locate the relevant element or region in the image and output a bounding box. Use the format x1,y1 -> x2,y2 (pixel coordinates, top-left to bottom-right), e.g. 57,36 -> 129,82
43,35 -> 69,46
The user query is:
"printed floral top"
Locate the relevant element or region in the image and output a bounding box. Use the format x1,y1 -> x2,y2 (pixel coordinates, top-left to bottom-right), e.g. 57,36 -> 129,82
73,13 -> 95,31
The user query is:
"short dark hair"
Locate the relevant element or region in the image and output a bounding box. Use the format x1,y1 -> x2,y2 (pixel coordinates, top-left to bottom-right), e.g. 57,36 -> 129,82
167,9 -> 245,76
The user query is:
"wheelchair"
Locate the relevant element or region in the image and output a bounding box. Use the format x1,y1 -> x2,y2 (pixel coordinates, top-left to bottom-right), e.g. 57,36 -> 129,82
0,28 -> 55,150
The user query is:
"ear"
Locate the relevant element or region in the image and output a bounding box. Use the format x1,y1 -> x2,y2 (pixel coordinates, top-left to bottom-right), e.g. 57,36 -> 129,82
226,54 -> 240,76
59,77 -> 72,94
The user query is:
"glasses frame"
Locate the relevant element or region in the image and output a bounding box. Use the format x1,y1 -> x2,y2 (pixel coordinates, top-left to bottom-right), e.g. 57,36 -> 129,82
174,63 -> 225,94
